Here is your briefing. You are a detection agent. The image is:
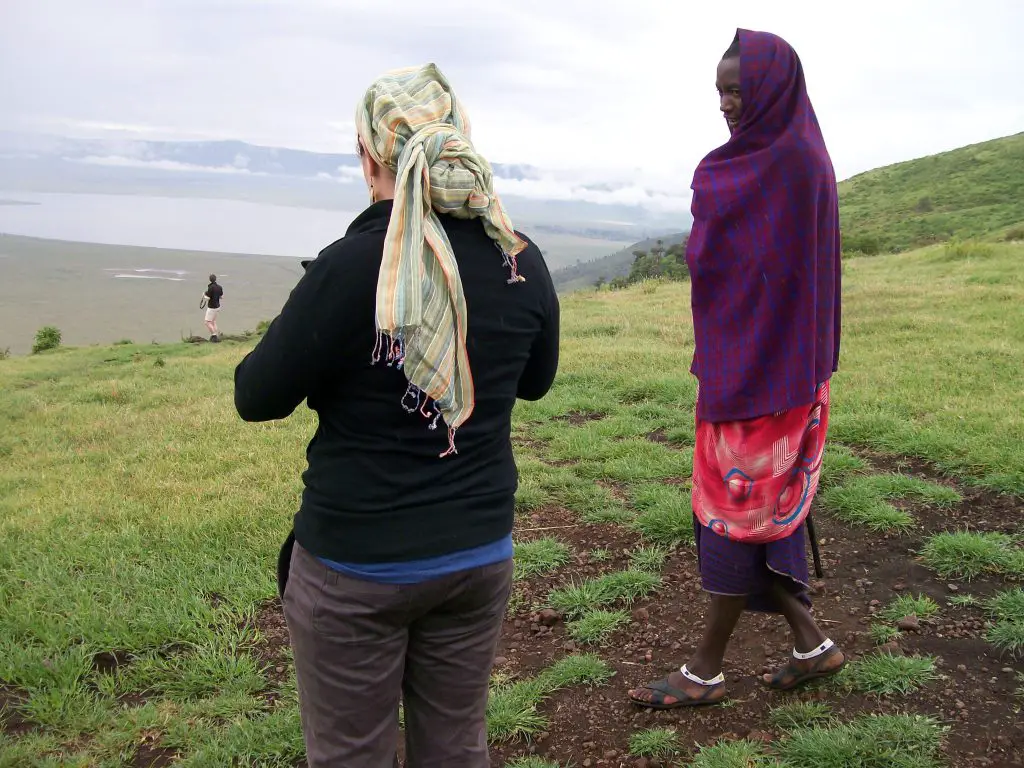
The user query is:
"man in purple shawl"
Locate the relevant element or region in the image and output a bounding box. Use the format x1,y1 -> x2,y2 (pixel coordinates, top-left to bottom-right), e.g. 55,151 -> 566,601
629,29 -> 844,709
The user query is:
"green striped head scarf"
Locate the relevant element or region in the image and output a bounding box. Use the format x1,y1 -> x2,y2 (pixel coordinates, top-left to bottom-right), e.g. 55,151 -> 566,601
356,63 -> 527,456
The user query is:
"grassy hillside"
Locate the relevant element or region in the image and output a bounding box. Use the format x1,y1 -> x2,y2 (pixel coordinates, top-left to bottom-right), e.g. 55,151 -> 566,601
551,232 -> 689,292
552,131 -> 1024,294
1,239 -> 1023,765
840,132 -> 1024,252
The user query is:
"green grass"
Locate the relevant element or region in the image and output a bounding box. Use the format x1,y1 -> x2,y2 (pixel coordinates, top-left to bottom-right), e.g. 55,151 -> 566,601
588,547 -> 612,562
839,131 -> 1024,252
858,474 -> 962,506
841,653 -> 938,695
947,593 -> 980,608
869,623 -> 902,645
504,758 -> 563,768
628,727 -> 679,758
2,205 -> 1024,763
630,483 -> 694,546
819,444 -> 868,488
775,714 -> 946,768
987,620 -> 1024,655
878,593 -> 941,622
486,655 -> 613,744
769,701 -> 833,730
818,484 -> 914,532
629,545 -> 668,573
689,740 -> 771,767
513,538 -> 571,579
983,587 -> 1024,655
566,609 -> 630,645
920,531 -> 1024,579
547,570 -> 660,618
986,588 -> 1024,620
819,473 -> 958,533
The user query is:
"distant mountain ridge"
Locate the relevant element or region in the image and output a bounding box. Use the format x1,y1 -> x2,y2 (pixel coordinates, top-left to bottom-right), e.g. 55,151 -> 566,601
0,132 -> 690,239
0,131 -> 541,183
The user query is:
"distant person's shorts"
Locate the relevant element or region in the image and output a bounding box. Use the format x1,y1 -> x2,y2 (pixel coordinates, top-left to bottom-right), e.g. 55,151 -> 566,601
204,307 -> 221,323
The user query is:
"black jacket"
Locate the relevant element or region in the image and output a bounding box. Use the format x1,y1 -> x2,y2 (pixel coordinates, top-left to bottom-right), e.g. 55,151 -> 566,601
235,201 -> 559,563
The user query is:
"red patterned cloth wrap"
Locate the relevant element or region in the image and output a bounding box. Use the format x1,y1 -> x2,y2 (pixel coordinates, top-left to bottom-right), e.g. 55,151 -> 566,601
692,380 -> 830,544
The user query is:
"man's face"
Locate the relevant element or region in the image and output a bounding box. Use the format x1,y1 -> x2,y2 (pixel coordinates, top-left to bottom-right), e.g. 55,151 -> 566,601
716,57 -> 742,134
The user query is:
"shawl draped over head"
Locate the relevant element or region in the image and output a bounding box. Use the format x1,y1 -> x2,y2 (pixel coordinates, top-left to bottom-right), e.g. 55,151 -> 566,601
355,63 -> 526,452
686,29 -> 842,422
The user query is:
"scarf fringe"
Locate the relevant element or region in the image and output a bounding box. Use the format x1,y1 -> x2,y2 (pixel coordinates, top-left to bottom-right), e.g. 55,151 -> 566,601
377,331 -> 458,457
495,241 -> 526,284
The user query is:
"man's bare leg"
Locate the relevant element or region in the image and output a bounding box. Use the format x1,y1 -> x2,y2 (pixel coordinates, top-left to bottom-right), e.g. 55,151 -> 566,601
628,594 -> 744,706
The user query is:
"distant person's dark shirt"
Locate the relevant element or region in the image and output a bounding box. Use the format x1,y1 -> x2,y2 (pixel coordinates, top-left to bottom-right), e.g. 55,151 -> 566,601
233,200 -> 560,564
206,283 -> 223,309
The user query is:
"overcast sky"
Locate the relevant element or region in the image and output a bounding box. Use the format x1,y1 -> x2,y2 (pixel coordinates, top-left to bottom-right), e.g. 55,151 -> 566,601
2,0 -> 1023,196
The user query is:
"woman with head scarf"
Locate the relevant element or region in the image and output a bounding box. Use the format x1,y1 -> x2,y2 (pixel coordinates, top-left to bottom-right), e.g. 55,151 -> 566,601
629,29 -> 843,709
234,63 -> 559,765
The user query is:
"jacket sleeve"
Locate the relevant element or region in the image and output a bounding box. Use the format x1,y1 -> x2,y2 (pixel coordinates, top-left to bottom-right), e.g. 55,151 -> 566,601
234,254 -> 357,421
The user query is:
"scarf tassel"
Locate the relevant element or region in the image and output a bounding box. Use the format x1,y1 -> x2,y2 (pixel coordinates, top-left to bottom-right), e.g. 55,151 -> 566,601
379,332 -> 459,458
494,241 -> 526,285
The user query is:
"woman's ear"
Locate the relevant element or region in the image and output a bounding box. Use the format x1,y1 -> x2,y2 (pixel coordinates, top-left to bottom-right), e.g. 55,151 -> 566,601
359,142 -> 377,187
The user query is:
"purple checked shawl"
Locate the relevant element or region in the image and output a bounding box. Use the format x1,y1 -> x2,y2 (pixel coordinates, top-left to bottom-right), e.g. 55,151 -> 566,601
686,29 -> 842,422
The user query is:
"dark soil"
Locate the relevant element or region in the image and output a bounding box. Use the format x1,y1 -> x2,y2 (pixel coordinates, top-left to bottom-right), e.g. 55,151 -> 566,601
0,685 -> 31,738
489,453 -> 1024,768
91,649 -> 133,674
242,600 -> 298,715
128,736 -> 178,768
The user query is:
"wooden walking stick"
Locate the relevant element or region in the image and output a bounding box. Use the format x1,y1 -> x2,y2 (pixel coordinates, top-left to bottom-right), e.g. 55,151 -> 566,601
806,513 -> 824,578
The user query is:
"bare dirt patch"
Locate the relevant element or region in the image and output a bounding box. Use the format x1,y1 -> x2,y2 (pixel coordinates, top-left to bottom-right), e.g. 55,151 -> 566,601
0,685 -> 31,738
128,734 -> 178,768
244,599 -> 294,701
490,458 -> 1024,767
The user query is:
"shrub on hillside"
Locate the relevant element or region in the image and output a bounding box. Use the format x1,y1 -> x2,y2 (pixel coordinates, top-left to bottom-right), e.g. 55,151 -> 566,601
842,233 -> 884,256
1003,225 -> 1024,242
256,319 -> 272,335
32,326 -> 62,354
941,239 -> 995,261
0,347 -> 10,361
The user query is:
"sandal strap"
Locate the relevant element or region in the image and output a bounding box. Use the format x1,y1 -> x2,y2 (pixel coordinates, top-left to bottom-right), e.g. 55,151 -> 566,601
645,678 -> 692,701
680,664 -> 725,686
769,644 -> 842,688
793,638 -> 834,661
645,676 -> 721,704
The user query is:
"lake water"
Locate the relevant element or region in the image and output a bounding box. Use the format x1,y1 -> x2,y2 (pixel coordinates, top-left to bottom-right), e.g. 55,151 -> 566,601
0,190 -> 621,353
0,191 -> 359,258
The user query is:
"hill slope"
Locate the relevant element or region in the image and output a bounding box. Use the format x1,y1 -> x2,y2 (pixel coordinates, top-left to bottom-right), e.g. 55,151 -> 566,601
551,232 -> 689,292
839,131 -> 1024,252
554,131 -> 1024,292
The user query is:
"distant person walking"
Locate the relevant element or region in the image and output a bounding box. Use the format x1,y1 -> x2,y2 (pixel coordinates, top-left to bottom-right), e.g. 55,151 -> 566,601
629,29 -> 844,709
202,274 -> 223,342
234,63 -> 559,767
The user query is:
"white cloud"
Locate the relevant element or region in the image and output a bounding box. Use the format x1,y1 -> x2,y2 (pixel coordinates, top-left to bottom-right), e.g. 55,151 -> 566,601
494,176 -> 690,213
72,155 -> 260,175
0,0 -> 1021,191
